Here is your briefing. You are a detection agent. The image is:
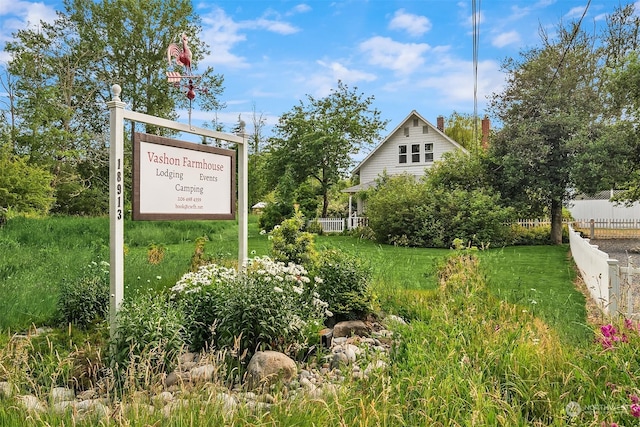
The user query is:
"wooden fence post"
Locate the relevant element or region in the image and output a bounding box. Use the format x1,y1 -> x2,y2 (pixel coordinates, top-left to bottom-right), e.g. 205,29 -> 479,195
590,219 -> 595,240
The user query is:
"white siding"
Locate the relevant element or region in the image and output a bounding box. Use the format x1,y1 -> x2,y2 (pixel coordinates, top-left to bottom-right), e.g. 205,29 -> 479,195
359,116 -> 460,184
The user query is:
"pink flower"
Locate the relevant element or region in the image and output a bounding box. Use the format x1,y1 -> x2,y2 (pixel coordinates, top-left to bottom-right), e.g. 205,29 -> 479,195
631,403 -> 640,418
630,394 -> 640,405
601,324 -> 617,338
624,318 -> 634,330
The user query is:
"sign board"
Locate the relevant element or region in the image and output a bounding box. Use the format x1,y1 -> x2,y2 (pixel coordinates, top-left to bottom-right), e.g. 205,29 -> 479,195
132,133 -> 235,220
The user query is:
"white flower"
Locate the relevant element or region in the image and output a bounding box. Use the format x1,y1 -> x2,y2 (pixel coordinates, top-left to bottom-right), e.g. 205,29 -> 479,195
292,285 -> 303,295
530,300 -> 537,305
260,229 -> 267,235
156,276 -> 162,280
314,277 -> 324,284
325,310 -> 333,317
251,250 -> 256,255
273,286 -> 283,293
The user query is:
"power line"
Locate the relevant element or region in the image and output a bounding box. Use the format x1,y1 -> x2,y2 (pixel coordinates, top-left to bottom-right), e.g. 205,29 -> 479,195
472,0 -> 480,154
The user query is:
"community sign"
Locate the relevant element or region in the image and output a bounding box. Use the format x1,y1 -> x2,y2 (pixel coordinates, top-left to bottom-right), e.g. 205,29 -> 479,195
132,133 -> 235,220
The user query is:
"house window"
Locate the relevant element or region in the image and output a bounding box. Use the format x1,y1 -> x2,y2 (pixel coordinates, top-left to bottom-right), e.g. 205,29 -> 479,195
425,143 -> 434,162
404,127 -> 409,137
413,118 -> 419,127
399,145 -> 407,163
411,144 -> 420,163
423,125 -> 429,134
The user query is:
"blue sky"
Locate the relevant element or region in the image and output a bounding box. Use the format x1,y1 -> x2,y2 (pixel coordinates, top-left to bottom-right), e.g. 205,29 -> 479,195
0,0 -> 636,141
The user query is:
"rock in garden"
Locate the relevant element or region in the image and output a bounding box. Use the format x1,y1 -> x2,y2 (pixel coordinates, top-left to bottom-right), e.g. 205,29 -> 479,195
246,351 -> 297,390
18,395 -> 46,413
190,364 -> 216,382
0,381 -> 12,398
51,386 -> 75,403
333,320 -> 370,338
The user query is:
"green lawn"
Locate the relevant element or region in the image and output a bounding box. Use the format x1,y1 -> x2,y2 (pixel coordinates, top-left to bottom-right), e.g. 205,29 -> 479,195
0,216 -> 589,344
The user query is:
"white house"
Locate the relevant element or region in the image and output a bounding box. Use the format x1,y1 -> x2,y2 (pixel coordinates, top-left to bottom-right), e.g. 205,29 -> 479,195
343,110 -> 471,218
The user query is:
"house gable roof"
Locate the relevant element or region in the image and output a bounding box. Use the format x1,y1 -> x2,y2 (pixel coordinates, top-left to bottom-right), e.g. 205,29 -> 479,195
351,110 -> 467,176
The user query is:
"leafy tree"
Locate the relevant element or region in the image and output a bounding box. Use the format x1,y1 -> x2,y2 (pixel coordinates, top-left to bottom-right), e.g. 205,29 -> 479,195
266,81 -> 388,217
488,22 -> 600,244
444,111 -> 483,152
0,147 -> 54,214
4,0 -> 225,214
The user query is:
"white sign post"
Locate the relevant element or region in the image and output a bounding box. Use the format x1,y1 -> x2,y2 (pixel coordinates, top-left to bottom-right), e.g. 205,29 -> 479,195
107,84 -> 248,339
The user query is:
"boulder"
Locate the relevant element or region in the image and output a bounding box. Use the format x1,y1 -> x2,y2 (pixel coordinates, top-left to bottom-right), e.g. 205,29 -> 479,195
246,351 -> 297,390
332,320 -> 370,338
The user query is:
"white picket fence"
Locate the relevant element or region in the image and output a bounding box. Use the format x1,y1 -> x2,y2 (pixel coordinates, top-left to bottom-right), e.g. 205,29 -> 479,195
310,217 -> 369,233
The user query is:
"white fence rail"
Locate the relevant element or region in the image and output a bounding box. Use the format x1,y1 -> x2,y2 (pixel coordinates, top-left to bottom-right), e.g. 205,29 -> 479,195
312,218 -> 345,233
568,224 -> 617,315
569,224 -> 640,318
310,217 -> 370,233
572,218 -> 640,239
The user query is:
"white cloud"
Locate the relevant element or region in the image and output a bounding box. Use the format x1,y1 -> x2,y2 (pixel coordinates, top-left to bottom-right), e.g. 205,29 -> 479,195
415,58 -> 503,108
200,7 -> 249,69
245,18 -> 299,35
299,60 -> 377,98
492,30 -> 521,48
289,4 -> 311,15
0,1 -> 56,63
388,9 -> 432,37
359,36 -> 430,75
565,5 -> 588,19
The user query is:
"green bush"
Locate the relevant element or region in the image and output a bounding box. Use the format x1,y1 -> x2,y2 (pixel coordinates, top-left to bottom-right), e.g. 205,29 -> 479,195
270,212 -> 318,266
258,201 -> 294,231
313,249 -> 374,322
508,224 -> 569,245
366,173 -> 514,248
172,263 -> 235,351
0,147 -> 54,215
57,261 -> 110,328
172,257 -> 329,358
110,292 -> 186,378
305,219 -> 324,235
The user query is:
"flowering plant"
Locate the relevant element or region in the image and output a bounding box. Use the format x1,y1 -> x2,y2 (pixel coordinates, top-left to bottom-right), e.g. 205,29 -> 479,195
172,256 -> 330,356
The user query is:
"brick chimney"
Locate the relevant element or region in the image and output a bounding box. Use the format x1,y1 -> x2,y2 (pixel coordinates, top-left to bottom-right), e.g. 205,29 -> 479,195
481,116 -> 490,149
436,115 -> 444,132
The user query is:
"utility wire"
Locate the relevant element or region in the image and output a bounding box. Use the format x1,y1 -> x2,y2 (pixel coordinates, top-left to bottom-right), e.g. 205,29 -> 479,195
472,0 -> 480,154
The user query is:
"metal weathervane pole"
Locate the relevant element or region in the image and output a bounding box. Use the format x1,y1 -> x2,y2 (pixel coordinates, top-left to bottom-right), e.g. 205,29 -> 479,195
167,33 -> 208,129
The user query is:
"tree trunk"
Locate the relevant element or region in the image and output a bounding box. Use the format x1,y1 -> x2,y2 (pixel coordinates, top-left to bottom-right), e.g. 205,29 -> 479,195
550,198 -> 563,245
322,189 -> 329,218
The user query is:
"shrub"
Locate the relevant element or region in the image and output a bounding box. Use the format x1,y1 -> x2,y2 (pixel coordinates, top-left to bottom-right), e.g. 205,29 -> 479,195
306,219 -> 324,235
270,212 -> 318,266
258,201 -> 294,231
508,224 -> 569,245
109,292 -> 186,379
172,263 -> 236,351
366,173 -> 514,247
172,257 -> 329,358
57,261 -> 110,328
313,249 -> 374,322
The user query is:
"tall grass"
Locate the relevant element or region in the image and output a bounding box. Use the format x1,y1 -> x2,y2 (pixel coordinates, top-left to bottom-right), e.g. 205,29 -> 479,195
1,252 -> 636,425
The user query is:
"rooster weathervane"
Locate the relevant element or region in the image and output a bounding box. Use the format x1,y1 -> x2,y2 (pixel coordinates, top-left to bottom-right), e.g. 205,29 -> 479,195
166,33 -> 208,129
